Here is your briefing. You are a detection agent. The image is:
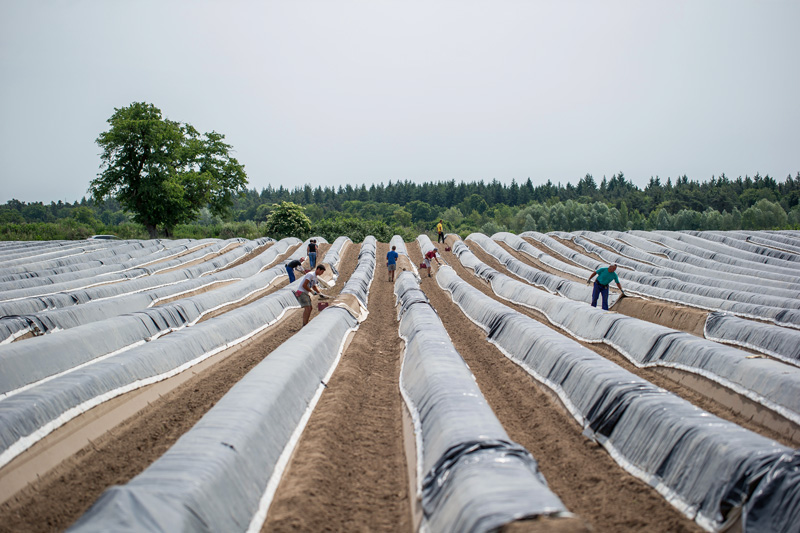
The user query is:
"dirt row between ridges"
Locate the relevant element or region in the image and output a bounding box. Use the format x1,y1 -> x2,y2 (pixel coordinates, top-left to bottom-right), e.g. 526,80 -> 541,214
263,241 -> 411,532
0,241 -> 357,532
462,238 -> 797,448
408,240 -> 703,533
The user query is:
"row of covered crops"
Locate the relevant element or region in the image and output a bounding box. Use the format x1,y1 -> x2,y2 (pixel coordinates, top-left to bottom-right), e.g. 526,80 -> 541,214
0,231 -> 799,531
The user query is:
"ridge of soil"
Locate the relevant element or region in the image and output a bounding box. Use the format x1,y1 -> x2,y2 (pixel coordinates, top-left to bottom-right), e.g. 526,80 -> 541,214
263,242 -> 411,532
407,241 -> 701,532
0,244 -> 357,532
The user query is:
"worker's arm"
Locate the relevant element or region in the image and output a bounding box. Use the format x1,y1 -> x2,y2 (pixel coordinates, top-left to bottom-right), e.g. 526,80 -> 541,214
587,271 -> 596,284
616,282 -> 625,296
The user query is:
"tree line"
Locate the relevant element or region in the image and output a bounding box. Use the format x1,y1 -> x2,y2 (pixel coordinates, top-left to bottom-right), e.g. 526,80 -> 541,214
1,101 -> 798,241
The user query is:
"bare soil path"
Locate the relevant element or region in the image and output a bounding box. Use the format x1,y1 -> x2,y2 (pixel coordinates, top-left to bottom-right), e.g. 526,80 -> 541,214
0,243 -> 357,532
264,242 -> 411,532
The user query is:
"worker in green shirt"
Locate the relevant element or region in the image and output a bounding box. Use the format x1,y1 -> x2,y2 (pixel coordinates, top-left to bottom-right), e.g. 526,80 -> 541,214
587,264 -> 626,310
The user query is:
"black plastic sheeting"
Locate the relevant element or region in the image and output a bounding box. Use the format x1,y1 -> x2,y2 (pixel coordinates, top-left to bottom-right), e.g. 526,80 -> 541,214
0,238 -> 298,344
451,239 -> 800,426
67,238 -> 376,533
395,271 -> 568,533
521,231 -> 800,328
0,237 -> 282,318
435,264 -> 799,532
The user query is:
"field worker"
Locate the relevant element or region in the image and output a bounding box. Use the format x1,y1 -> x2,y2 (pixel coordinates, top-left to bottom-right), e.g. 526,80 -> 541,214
285,258 -> 306,283
423,247 -> 441,277
587,264 -> 626,310
295,264 -> 327,327
387,245 -> 399,282
437,219 -> 445,243
307,239 -> 318,268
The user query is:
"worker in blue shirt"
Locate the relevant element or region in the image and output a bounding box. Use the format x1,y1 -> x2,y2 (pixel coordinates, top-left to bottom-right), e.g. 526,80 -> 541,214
387,245 -> 399,282
587,264 -> 626,310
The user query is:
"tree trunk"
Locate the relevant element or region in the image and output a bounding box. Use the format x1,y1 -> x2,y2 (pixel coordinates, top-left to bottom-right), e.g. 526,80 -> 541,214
146,224 -> 158,239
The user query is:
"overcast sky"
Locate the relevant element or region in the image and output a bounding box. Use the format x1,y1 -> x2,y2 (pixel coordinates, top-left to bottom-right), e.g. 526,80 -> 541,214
1,0 -> 798,203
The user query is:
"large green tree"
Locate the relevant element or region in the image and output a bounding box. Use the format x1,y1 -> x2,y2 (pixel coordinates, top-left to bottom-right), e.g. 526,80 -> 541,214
91,102 -> 248,237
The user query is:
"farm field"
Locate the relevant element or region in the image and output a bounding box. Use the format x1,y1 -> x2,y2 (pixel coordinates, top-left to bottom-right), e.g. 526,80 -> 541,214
0,231 -> 798,532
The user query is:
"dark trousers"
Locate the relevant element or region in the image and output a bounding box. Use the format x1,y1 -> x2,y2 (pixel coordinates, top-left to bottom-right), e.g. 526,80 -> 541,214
591,281 -> 610,310
438,232 -> 445,243
286,264 -> 296,283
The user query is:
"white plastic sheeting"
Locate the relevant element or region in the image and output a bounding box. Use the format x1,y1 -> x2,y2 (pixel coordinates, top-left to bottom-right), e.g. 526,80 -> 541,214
395,271 -> 569,533
681,231 -> 800,265
436,264 -> 799,532
704,312 -> 800,367
470,233 -> 620,306
0,238 -> 284,318
390,234 -> 420,277
522,231 -> 800,328
451,239 -> 800,426
0,238 -> 296,343
67,238 -> 376,533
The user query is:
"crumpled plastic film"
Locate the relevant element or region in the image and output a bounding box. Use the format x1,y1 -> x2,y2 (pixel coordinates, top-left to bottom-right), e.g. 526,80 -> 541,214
435,265 -> 799,532
67,239 -> 376,533
521,232 -> 800,328
704,312 -> 800,367
395,270 -> 568,533
451,238 -> 800,424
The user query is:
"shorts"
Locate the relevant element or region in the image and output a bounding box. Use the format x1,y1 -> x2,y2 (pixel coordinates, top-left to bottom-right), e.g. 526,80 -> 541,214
423,258 -> 431,268
295,291 -> 312,308
387,263 -> 396,271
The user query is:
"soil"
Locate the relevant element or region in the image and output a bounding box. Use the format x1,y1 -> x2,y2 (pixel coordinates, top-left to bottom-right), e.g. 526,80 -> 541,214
263,242 -> 410,532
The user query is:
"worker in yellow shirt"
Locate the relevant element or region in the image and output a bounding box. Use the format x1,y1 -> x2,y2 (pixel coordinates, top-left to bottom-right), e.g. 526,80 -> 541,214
437,219 -> 444,243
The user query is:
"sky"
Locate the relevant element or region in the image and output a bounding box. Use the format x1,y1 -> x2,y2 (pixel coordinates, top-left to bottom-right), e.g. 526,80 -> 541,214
1,0 -> 798,203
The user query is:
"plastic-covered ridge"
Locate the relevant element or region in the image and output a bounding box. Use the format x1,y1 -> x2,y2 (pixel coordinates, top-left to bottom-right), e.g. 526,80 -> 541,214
492,232 -> 592,281
319,236 -> 351,280
471,233 -> 618,306
67,239 -> 375,533
683,231 -> 800,264
0,238 -> 299,344
390,234 -> 420,277
704,312 -> 800,367
394,271 -> 568,533
0,238 -> 296,318
339,237 -> 376,306
521,232 -> 800,328
435,264 -> 799,532
451,239 -> 800,425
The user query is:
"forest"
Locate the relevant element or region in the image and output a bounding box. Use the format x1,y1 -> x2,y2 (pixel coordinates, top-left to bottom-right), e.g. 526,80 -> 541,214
2,171 -> 799,241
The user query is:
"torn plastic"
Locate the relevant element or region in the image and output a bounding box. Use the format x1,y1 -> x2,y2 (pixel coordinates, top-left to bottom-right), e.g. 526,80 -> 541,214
395,270 -> 569,532
435,264 -> 799,532
67,239 -> 376,533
